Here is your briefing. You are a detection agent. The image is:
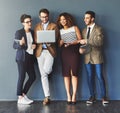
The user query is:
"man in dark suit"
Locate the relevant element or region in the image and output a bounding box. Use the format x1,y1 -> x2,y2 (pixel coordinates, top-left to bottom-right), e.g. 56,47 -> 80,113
80,11 -> 109,105
13,14 -> 36,105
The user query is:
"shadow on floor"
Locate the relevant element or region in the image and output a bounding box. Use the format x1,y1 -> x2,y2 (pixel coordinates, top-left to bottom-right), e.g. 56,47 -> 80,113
0,101 -> 120,113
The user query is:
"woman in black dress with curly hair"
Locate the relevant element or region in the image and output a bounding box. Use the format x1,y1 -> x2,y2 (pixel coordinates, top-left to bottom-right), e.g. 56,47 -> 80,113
57,12 -> 82,104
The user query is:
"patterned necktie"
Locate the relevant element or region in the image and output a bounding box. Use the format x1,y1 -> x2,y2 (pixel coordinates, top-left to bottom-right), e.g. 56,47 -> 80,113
87,27 -> 91,39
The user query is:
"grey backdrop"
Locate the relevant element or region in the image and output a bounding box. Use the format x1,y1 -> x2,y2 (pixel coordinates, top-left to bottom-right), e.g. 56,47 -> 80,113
0,0 -> 120,100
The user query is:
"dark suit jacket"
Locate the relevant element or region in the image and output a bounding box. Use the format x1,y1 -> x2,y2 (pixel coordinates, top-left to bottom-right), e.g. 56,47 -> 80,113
13,28 -> 35,62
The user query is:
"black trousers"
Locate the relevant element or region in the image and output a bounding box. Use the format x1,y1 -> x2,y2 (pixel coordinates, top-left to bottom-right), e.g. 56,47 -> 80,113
16,52 -> 36,96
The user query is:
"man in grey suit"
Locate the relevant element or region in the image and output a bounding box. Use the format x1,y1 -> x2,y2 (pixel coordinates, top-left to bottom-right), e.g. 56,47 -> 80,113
80,11 -> 109,105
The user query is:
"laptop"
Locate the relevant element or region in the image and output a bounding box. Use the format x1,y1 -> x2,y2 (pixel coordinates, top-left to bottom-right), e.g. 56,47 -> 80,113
37,30 -> 55,43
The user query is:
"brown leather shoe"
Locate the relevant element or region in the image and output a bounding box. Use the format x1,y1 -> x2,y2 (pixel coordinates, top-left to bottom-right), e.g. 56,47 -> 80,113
102,97 -> 109,105
43,97 -> 50,105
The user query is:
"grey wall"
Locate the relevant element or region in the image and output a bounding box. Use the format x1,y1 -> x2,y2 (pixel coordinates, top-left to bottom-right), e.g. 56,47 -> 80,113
0,0 -> 120,100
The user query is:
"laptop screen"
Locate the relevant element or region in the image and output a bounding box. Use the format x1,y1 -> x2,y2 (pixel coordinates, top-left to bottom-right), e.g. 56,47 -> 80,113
37,30 -> 55,43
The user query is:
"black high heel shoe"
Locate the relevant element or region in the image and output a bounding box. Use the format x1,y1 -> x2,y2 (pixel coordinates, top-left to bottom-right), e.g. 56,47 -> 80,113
67,101 -> 72,105
71,101 -> 76,105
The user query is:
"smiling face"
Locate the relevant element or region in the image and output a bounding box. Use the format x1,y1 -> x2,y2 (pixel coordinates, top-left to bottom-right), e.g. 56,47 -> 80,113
84,14 -> 94,26
22,18 -> 32,30
39,12 -> 49,24
59,16 -> 67,27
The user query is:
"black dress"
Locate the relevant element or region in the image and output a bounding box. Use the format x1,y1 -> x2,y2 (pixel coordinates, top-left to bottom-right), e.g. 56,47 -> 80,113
60,26 -> 80,76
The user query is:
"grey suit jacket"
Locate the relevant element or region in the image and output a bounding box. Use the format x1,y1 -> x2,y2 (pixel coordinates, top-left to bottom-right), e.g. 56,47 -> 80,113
82,24 -> 104,64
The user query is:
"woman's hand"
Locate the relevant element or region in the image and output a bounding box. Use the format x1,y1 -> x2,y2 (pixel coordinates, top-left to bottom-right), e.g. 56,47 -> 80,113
31,44 -> 36,50
19,37 -> 25,45
64,43 -> 70,47
59,39 -> 64,46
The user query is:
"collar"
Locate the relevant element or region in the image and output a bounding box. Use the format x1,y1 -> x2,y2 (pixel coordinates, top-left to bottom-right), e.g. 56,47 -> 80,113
42,21 -> 49,26
87,23 -> 95,29
87,23 -> 95,33
42,21 -> 49,30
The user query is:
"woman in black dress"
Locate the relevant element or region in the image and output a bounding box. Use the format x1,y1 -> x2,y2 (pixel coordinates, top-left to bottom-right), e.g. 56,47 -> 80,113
57,12 -> 82,104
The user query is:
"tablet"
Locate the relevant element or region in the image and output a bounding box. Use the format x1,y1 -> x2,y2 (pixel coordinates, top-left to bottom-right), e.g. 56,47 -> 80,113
37,30 -> 55,43
80,44 -> 88,48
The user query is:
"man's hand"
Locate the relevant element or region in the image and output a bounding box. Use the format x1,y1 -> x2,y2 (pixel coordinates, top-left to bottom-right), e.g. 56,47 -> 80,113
46,43 -> 51,47
79,39 -> 87,45
31,44 -> 36,50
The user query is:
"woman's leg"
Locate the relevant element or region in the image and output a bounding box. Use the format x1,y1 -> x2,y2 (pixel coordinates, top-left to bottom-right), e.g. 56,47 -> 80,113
71,70 -> 78,103
17,61 -> 25,98
64,76 -> 71,102
23,55 -> 36,95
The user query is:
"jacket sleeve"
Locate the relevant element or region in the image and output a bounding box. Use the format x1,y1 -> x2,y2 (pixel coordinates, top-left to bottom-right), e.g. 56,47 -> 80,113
13,30 -> 27,50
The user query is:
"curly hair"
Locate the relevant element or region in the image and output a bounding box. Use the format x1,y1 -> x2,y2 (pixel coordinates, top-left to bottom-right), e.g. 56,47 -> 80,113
56,12 -> 75,29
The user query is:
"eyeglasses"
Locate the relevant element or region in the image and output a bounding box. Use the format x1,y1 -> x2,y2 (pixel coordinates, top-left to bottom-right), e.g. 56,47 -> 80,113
24,20 -> 32,24
40,16 -> 48,19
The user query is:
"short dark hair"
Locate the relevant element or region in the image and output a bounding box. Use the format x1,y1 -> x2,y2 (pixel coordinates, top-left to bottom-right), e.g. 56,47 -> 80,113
39,8 -> 49,15
85,11 -> 95,18
20,14 -> 31,23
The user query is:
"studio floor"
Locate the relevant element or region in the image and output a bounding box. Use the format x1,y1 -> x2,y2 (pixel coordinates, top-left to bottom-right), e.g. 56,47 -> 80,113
0,100 -> 120,113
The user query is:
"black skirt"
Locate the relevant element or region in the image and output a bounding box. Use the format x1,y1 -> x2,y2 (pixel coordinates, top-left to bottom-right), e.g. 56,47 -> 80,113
61,44 -> 80,76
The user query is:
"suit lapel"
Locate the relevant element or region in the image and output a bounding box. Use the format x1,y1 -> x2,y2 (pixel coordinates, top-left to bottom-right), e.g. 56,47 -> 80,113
82,28 -> 87,39
46,23 -> 52,30
39,22 -> 50,30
